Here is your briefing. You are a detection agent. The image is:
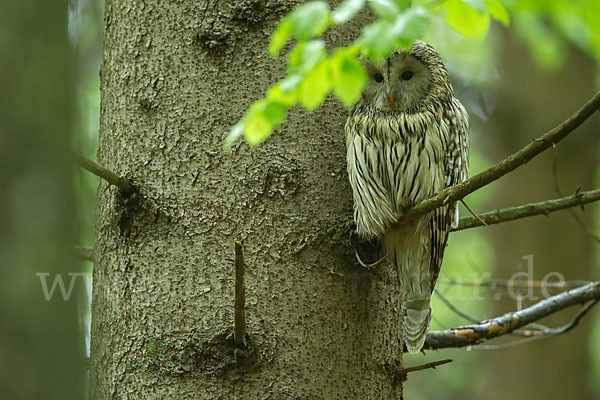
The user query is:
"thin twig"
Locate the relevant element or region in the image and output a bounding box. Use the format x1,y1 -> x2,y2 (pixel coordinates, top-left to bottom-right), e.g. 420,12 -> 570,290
460,200 -> 487,227
75,154 -> 134,194
514,299 -> 599,337
552,157 -> 600,244
435,290 -> 480,324
422,281 -> 600,350
402,359 -> 453,374
438,277 -> 589,290
355,250 -> 387,269
471,336 -> 546,350
234,241 -> 246,346
395,91 -> 600,227
478,301 -> 599,346
453,189 -> 600,231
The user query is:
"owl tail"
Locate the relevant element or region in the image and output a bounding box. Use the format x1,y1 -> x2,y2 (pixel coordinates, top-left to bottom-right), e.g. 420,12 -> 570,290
403,295 -> 431,353
385,225 -> 433,354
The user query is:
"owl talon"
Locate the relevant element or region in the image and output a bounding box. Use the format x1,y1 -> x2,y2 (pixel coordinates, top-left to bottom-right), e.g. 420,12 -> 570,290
355,250 -> 387,269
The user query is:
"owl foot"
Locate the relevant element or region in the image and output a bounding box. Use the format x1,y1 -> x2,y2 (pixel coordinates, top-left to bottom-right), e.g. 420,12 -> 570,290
355,250 -> 387,269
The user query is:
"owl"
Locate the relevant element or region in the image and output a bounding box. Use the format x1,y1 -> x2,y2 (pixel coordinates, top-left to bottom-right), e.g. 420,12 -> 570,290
345,41 -> 469,353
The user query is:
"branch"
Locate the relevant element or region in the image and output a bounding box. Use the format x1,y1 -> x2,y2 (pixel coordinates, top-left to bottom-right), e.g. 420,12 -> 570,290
553,158 -> 600,244
75,154 -> 134,195
396,91 -> 600,227
233,241 -> 247,346
453,189 -> 600,231
438,277 -> 589,290
514,299 -> 599,337
402,359 -> 453,374
435,290 -> 480,324
423,281 -> 600,350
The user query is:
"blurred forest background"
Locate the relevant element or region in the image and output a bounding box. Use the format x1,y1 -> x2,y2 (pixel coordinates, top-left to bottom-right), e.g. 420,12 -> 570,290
1,0 -> 599,398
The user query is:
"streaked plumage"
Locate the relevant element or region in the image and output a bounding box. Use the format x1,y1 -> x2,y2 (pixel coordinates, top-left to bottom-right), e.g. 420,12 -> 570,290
345,41 -> 469,353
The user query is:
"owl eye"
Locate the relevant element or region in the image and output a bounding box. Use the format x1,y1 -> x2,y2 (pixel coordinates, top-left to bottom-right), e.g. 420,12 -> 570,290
401,71 -> 413,80
373,73 -> 384,83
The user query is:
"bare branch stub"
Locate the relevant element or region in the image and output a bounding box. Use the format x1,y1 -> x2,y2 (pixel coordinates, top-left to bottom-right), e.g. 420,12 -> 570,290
422,281 -> 600,350
233,241 -> 246,347
75,153 -> 134,195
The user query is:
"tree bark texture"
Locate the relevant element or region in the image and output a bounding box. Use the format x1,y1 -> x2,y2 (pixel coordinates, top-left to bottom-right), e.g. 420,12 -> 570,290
91,1 -> 404,398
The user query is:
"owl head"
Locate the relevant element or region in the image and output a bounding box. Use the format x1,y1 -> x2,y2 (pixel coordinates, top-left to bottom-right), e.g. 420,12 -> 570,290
359,41 -> 453,113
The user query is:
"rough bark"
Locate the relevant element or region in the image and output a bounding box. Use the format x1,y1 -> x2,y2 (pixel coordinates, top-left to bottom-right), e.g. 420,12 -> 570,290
91,1 -> 404,398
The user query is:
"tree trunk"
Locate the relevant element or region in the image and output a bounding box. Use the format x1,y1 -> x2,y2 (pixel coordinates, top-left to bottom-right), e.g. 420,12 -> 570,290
91,1 -> 404,398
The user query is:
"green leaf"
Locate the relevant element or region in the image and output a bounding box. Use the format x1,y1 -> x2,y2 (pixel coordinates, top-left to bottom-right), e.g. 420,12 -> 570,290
485,0 -> 510,26
360,8 -> 430,60
267,80 -> 299,107
269,18 -> 293,57
224,121 -> 245,148
244,114 -> 271,146
332,0 -> 365,24
263,101 -> 287,126
393,0 -> 412,9
412,0 -> 438,6
361,20 -> 396,60
444,0 -> 490,40
290,1 -> 331,40
288,40 -> 326,73
462,0 -> 486,13
390,6 -> 430,40
299,61 -> 332,110
331,50 -> 367,106
368,0 -> 401,20
243,100 -> 287,146
280,74 -> 303,92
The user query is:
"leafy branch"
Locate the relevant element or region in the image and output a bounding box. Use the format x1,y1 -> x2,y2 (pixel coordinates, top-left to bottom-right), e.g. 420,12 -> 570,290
226,0 -> 509,146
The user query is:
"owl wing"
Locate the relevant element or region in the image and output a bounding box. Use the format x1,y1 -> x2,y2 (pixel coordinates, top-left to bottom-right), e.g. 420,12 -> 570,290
429,99 -> 469,290
345,114 -> 397,239
447,98 -> 470,227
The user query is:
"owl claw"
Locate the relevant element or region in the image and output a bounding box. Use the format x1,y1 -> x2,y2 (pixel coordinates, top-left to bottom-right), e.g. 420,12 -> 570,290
355,250 -> 387,269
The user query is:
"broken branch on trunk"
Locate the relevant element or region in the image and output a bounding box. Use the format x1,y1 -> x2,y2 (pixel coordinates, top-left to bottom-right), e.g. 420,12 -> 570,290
75,154 -> 134,195
233,241 -> 247,346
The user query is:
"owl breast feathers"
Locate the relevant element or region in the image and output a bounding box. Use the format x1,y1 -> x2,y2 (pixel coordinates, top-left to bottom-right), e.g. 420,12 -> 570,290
345,41 -> 469,353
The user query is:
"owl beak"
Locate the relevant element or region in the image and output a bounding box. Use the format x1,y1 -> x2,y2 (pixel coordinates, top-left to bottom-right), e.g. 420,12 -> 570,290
388,93 -> 395,105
